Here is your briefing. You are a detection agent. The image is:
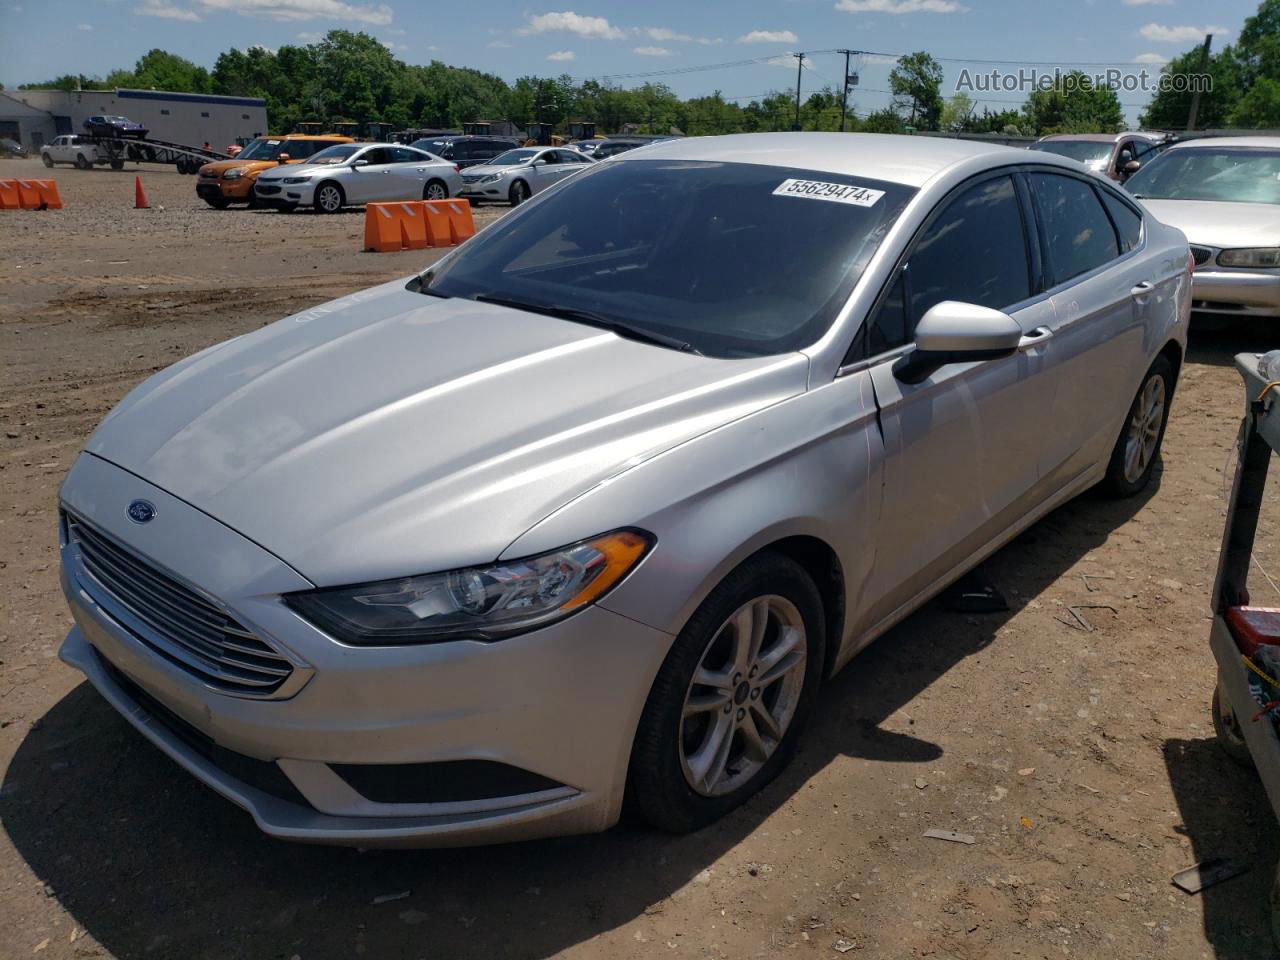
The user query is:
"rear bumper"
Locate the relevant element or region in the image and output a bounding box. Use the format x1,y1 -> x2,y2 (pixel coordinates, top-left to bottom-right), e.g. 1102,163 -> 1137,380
1192,269 -> 1280,317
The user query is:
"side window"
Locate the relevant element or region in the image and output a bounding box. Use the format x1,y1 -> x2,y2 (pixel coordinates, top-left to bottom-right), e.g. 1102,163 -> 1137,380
451,142 -> 473,161
1134,141 -> 1159,162
1029,172 -> 1120,286
1116,142 -> 1137,170
908,175 -> 1032,326
1100,188 -> 1143,253
865,269 -> 908,357
284,141 -> 312,159
389,147 -> 420,163
361,148 -> 388,165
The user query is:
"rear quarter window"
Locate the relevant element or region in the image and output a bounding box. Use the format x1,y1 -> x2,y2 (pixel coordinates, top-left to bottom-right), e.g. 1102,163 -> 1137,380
1099,188 -> 1143,253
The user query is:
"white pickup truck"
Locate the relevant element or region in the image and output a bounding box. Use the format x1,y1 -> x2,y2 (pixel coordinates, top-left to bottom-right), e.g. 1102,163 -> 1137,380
40,135 -> 110,169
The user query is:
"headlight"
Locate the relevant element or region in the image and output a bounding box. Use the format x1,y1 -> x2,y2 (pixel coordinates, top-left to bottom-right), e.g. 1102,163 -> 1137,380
222,167 -> 245,180
1218,248 -> 1280,268
481,173 -> 502,183
285,529 -> 652,645
282,176 -> 311,184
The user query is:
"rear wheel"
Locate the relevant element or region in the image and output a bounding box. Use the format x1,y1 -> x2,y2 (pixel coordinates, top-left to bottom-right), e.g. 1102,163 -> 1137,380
314,181 -> 344,213
509,179 -> 530,205
41,153 -> 53,168
1099,354 -> 1174,497
1212,681 -> 1255,767
626,552 -> 825,832
110,158 -> 124,171
75,154 -> 90,170
423,179 -> 448,201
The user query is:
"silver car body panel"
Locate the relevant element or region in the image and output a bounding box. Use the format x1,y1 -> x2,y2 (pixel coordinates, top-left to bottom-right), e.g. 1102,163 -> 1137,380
457,148 -> 594,200
59,132 -> 1192,844
254,143 -> 463,207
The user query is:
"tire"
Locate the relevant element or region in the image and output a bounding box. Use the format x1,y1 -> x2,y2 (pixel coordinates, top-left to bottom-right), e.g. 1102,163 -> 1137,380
41,153 -> 53,168
423,179 -> 448,201
314,181 -> 344,213
204,198 -> 230,210
75,154 -> 90,170
110,158 -> 124,171
509,179 -> 530,205
1099,354 -> 1175,498
1212,682 -> 1255,768
626,552 -> 826,833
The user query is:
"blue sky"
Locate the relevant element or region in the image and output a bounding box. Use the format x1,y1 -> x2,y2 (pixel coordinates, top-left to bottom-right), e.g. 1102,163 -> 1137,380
1,0 -> 1262,123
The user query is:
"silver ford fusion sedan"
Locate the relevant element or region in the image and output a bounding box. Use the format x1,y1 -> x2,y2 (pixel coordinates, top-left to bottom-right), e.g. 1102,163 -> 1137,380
1126,136 -> 1280,317
253,142 -> 463,213
58,133 -> 1191,847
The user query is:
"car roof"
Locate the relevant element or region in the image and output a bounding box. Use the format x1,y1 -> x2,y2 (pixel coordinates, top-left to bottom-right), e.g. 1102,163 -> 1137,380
616,132 -> 1042,188
281,134 -> 353,142
1166,135 -> 1280,150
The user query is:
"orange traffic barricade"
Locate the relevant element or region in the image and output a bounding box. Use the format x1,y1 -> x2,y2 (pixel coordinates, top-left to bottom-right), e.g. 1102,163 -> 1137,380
14,179 -> 42,208
425,199 -> 476,245
0,178 -> 62,210
30,179 -> 62,209
0,180 -> 18,210
364,202 -> 425,253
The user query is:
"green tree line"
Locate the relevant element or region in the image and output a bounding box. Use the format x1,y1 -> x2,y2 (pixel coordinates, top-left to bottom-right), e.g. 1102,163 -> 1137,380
17,0 -> 1280,138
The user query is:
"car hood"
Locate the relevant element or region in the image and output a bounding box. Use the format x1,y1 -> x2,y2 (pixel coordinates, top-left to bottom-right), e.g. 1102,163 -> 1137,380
257,161 -> 350,182
85,280 -> 808,586
1137,198 -> 1280,249
463,163 -> 526,177
201,159 -> 278,176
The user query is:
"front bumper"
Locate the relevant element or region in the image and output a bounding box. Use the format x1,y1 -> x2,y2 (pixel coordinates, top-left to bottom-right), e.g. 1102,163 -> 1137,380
57,452 -> 674,846
459,180 -> 506,199
1191,268 -> 1280,317
255,180 -> 313,207
197,178 -> 254,201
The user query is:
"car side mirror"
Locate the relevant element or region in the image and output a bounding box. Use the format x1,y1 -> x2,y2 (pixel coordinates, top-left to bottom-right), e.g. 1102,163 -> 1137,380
277,153 -> 290,163
894,301 -> 1023,384
352,158 -> 369,167
1122,159 -> 1141,175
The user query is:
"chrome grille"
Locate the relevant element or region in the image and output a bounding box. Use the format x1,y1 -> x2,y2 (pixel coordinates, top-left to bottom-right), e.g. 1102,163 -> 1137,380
66,514 -> 294,696
1190,245 -> 1214,267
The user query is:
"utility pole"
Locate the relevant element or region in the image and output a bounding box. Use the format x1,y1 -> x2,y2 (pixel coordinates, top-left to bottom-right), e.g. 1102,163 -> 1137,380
838,49 -> 860,132
793,52 -> 806,131
1186,33 -> 1213,131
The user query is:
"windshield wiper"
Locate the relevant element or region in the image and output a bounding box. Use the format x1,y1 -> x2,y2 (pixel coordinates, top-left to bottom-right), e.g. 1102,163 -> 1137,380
407,272 -> 449,298
473,294 -> 702,355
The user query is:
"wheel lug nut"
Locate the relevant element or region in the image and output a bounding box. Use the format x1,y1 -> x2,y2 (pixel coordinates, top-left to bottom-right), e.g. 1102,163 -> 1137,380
736,708 -> 745,721
750,688 -> 760,700
749,666 -> 757,678
733,673 -> 742,685
723,703 -> 732,714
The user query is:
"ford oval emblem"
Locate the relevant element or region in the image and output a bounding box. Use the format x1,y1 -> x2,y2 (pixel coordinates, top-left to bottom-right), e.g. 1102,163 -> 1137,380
127,499 -> 157,524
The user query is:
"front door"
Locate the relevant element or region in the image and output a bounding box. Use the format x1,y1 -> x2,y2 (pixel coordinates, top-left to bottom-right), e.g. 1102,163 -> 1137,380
855,173 -> 1048,633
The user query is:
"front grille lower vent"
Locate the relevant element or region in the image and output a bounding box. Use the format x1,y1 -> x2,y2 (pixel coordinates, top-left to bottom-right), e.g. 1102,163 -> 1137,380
1190,245 -> 1214,266
67,514 -> 294,696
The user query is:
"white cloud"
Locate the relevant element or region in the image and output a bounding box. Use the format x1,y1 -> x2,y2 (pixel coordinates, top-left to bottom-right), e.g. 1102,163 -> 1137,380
634,45 -> 673,56
697,36 -> 724,45
486,39 -> 513,48
642,26 -> 691,42
523,11 -> 623,40
250,42 -> 276,53
1138,22 -> 1231,43
1122,0 -> 1173,5
134,0 -> 202,21
1132,52 -> 1170,64
76,22 -> 93,30
296,29 -> 322,40
380,39 -> 406,50
835,0 -> 966,12
737,30 -> 798,43
861,52 -> 901,64
197,0 -> 394,25
763,55 -> 801,68
546,50 -> 576,61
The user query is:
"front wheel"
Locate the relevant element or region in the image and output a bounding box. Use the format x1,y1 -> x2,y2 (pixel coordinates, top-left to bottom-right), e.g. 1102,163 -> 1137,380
509,179 -> 530,206
1099,354 -> 1174,497
626,552 -> 825,833
1212,682 -> 1254,768
41,153 -> 53,168
314,182 -> 344,213
75,154 -> 90,170
423,179 -> 448,201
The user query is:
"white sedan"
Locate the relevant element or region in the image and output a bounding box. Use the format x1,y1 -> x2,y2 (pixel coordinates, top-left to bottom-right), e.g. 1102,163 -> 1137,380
457,147 -> 595,205
253,142 -> 463,213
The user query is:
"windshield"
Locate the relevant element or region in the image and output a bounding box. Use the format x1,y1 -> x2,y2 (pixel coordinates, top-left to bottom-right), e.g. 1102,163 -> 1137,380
309,144 -> 362,165
1125,147 -> 1280,204
411,139 -> 449,154
235,139 -> 284,161
1029,140 -> 1113,169
424,159 -> 916,359
489,149 -> 540,166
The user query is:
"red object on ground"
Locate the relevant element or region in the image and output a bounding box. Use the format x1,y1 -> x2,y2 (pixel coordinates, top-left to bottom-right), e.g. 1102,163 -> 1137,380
1225,606 -> 1280,656
134,176 -> 149,209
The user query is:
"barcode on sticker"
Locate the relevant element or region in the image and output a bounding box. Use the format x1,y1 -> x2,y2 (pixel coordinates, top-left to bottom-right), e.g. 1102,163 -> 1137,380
773,178 -> 884,207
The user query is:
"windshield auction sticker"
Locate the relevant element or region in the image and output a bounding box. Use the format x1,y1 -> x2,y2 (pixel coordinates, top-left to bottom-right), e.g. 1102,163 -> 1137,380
773,179 -> 884,207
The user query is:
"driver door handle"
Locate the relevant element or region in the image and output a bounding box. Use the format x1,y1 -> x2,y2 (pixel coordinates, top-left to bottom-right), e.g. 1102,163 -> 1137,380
1130,280 -> 1154,301
1017,326 -> 1055,351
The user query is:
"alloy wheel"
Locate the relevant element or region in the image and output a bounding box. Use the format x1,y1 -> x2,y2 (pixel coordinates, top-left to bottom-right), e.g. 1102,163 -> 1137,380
1123,372 -> 1165,484
679,595 -> 807,797
318,185 -> 342,213
425,182 -> 447,200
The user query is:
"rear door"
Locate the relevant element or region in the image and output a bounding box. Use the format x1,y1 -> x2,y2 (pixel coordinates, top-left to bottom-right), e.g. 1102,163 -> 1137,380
1021,169 -> 1151,492
855,172 -> 1051,633
386,147 -> 432,197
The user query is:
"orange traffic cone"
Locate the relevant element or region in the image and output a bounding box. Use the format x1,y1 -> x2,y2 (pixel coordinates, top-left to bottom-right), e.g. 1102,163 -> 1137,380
134,176 -> 149,209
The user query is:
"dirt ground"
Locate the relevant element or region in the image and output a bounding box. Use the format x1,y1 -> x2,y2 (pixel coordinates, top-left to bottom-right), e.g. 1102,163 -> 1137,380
3,156 -> 1280,960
